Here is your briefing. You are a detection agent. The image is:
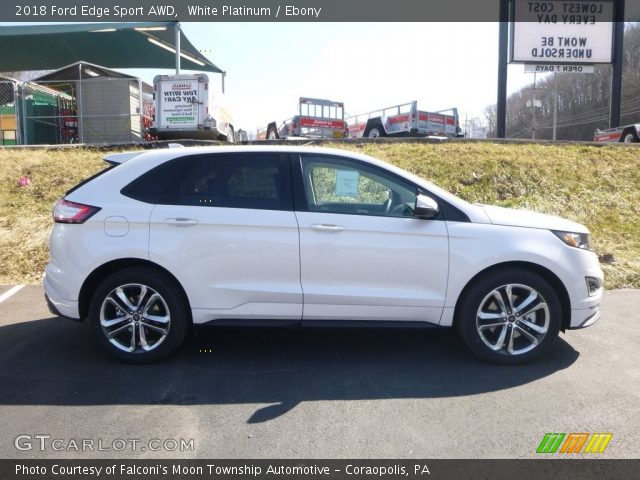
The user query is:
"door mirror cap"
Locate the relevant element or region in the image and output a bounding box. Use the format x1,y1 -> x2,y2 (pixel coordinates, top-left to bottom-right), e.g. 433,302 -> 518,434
414,194 -> 439,219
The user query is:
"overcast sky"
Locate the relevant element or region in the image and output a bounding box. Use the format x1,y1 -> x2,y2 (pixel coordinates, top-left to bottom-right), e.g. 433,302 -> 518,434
118,22 -> 546,131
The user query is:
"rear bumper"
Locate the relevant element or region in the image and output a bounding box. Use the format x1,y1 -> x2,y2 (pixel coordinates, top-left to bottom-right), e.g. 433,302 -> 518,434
43,275 -> 80,320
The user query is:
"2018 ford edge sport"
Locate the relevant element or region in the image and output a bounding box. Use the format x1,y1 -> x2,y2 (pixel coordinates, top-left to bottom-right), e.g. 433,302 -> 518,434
45,146 -> 603,364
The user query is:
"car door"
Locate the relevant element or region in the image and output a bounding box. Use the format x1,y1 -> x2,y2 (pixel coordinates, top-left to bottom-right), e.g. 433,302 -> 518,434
294,154 -> 449,324
146,152 -> 302,323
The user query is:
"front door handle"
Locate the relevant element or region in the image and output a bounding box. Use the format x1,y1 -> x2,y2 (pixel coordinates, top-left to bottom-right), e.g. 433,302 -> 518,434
310,224 -> 345,233
164,218 -> 199,227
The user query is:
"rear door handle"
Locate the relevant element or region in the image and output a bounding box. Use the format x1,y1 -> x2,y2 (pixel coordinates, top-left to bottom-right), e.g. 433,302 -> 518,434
164,218 -> 199,227
310,224 -> 345,233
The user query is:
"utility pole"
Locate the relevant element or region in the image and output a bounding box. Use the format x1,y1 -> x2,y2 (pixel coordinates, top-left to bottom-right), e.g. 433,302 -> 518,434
531,72 -> 537,139
553,72 -> 559,141
609,1 -> 625,128
496,0 -> 509,138
174,22 -> 181,74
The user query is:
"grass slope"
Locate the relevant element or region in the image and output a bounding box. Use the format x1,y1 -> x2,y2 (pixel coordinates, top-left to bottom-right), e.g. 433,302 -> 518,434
0,143 -> 638,288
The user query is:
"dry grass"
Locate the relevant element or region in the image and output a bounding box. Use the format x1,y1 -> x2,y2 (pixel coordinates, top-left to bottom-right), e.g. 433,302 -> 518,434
1,142 -> 639,288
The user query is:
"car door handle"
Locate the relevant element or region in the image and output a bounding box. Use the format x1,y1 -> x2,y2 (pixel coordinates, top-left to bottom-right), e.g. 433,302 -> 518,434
164,218 -> 199,227
310,224 -> 345,233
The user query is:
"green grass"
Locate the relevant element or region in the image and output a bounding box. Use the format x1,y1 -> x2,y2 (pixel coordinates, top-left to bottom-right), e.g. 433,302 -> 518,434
1,142 -> 639,288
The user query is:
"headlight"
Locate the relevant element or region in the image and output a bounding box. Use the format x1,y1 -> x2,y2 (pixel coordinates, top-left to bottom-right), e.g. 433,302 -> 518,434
552,230 -> 591,250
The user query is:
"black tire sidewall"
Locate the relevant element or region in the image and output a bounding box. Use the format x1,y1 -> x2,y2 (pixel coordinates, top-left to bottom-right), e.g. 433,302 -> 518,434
89,267 -> 190,363
457,268 -> 562,365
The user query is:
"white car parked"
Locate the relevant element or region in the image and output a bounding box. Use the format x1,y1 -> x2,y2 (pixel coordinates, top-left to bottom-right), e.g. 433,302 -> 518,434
45,146 -> 603,364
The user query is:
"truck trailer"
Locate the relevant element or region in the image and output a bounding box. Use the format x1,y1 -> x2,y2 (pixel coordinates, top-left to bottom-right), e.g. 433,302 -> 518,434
257,97 -> 347,140
149,74 -> 236,142
347,101 -> 462,139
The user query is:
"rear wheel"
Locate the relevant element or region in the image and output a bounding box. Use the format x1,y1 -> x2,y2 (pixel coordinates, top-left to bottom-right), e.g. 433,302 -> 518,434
456,268 -> 562,365
364,123 -> 385,139
267,126 -> 278,140
622,130 -> 639,143
89,267 -> 190,363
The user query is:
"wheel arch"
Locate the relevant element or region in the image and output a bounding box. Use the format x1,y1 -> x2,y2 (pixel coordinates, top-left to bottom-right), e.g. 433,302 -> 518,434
78,258 -> 192,322
266,122 -> 279,139
452,261 -> 571,332
620,127 -> 639,142
364,118 -> 385,136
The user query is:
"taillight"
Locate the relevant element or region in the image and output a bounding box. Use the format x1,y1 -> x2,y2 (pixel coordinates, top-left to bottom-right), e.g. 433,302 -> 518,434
53,199 -> 100,224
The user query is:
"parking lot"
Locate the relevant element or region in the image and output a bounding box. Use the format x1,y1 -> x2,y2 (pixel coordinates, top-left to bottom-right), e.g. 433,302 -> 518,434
0,285 -> 638,459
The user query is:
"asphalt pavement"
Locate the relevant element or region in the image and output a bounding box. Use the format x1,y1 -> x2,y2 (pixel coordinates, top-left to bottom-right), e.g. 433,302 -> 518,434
0,286 -> 638,459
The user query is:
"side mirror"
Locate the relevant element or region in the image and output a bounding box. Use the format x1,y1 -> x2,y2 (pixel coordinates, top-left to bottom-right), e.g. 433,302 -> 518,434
414,194 -> 439,219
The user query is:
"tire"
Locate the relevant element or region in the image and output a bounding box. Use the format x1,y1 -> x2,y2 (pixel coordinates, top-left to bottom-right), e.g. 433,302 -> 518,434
266,126 -> 278,140
456,268 -> 562,365
89,267 -> 190,363
364,123 -> 385,139
621,130 -> 638,143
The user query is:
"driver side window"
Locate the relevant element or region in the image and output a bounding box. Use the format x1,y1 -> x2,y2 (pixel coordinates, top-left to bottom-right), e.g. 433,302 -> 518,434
301,155 -> 417,218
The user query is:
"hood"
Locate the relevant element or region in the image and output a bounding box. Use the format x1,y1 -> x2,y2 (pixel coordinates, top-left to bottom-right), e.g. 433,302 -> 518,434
479,204 -> 589,233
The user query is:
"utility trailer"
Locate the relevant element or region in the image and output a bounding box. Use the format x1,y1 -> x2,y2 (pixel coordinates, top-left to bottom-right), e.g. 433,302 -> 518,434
149,74 -> 236,142
594,124 -> 640,143
347,101 -> 462,139
257,97 -> 347,140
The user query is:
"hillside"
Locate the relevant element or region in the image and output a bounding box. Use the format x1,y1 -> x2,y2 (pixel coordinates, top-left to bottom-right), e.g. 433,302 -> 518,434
0,142 -> 638,288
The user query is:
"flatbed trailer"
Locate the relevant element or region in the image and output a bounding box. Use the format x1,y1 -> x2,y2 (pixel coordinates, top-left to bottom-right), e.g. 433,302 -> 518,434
594,124 -> 640,143
347,101 -> 462,139
257,97 -> 347,140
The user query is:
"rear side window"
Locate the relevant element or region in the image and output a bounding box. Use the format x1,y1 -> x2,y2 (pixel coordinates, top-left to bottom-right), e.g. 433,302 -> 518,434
123,153 -> 292,211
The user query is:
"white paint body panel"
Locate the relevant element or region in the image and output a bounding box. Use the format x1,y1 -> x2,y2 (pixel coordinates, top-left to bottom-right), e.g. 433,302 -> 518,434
44,146 -> 603,333
296,211 -> 448,323
148,205 -> 302,321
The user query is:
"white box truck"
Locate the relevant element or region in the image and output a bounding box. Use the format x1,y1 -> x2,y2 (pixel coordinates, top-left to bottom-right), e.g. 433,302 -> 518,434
150,74 -> 236,142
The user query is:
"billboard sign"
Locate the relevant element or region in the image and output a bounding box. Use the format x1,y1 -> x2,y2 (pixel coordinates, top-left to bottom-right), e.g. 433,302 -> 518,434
510,0 -> 615,64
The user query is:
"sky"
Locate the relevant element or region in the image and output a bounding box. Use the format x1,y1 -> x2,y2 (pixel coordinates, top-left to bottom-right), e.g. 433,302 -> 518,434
116,22 -> 544,132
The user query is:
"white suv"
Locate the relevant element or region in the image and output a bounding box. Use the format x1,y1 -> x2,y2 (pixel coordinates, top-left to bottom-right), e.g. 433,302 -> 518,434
45,146 -> 603,364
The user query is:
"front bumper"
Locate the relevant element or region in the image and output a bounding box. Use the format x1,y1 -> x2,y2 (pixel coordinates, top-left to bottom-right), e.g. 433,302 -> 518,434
569,304 -> 601,329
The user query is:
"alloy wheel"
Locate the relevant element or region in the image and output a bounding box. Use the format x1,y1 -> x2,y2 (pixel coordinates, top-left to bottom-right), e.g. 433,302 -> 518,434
475,283 -> 550,355
99,283 -> 171,353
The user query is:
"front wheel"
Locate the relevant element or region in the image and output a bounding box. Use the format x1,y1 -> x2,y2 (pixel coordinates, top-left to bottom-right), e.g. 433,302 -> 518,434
622,131 -> 638,143
89,267 -> 190,363
456,268 -> 562,365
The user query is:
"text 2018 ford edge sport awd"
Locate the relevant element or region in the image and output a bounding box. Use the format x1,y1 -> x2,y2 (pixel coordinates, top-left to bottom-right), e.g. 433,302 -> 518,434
45,146 -> 603,364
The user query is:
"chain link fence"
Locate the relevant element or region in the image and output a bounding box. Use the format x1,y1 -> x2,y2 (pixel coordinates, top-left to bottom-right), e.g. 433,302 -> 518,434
0,77 -> 154,146
0,81 -> 18,145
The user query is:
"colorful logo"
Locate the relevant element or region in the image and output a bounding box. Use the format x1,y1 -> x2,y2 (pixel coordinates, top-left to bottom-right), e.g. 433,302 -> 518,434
537,433 -> 612,454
